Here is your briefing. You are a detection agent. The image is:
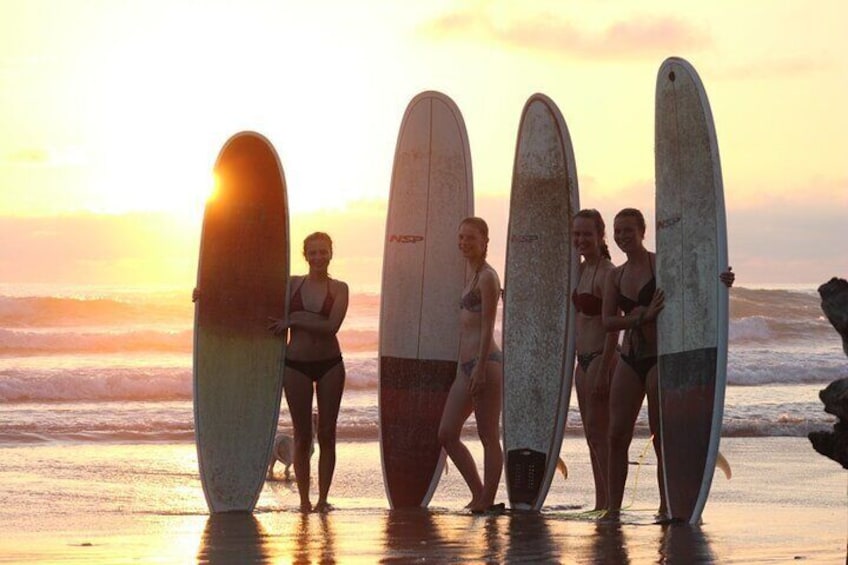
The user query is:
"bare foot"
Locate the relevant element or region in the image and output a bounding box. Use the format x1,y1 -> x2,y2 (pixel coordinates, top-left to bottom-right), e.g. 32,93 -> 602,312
470,502 -> 506,515
299,501 -> 313,513
314,501 -> 334,513
598,510 -> 620,523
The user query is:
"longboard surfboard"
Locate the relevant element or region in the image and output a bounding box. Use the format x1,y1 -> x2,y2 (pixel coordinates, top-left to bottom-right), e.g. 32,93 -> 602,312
655,57 -> 729,524
503,93 -> 579,511
194,131 -> 289,513
379,91 -> 473,508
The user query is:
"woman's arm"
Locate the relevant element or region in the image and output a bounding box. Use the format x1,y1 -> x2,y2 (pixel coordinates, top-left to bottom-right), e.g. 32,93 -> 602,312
601,266 -> 664,332
288,280 -> 350,335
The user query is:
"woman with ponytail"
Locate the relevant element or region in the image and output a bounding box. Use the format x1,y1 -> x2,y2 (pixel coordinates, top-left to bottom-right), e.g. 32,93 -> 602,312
438,216 -> 505,514
571,209 -> 619,511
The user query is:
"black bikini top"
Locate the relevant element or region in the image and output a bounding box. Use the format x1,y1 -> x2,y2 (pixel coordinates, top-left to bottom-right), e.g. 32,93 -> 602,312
460,271 -> 482,313
290,277 -> 334,318
617,257 -> 656,315
572,263 -> 603,316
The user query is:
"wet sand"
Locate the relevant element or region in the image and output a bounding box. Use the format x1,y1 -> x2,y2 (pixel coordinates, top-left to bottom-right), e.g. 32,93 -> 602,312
0,437 -> 845,563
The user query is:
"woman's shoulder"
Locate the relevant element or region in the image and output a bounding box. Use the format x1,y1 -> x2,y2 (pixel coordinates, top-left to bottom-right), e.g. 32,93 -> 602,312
329,278 -> 349,293
598,258 -> 617,274
480,264 -> 501,287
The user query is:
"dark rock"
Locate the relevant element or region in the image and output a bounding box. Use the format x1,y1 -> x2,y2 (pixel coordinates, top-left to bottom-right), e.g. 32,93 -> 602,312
809,279 -> 848,473
819,378 -> 848,422
818,277 -> 848,357
808,422 -> 848,470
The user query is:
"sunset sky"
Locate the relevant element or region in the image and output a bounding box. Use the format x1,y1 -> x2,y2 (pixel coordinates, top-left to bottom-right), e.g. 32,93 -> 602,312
1,0 -> 845,291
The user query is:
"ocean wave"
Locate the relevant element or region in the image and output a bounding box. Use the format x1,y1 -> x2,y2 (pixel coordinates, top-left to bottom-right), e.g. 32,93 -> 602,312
0,407 -> 835,444
0,367 -> 193,402
727,349 -> 847,385
0,327 -> 377,357
0,328 -> 194,355
1,288 -> 835,352
0,294 -> 191,328
0,358 -> 379,403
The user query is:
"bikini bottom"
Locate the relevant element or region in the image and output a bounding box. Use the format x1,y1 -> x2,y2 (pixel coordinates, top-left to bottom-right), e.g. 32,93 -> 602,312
619,352 -> 656,385
460,351 -> 503,377
576,350 -> 603,373
285,355 -> 343,383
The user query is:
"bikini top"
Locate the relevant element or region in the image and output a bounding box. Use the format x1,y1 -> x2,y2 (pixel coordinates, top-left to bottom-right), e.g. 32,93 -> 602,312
571,264 -> 603,316
617,257 -> 656,315
460,271 -> 482,313
290,277 -> 334,318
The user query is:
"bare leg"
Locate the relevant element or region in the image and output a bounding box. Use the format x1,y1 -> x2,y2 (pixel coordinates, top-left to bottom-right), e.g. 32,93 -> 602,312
315,362 -> 345,511
284,368 -> 315,512
645,366 -> 665,517
606,359 -> 646,516
576,357 -> 611,510
469,360 -> 503,513
438,372 -> 481,507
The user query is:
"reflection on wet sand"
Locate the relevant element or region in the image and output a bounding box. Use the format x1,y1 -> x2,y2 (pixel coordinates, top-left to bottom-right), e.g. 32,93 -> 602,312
194,507 -> 717,563
505,512 -> 559,562
290,511 -> 337,564
585,521 -> 631,564
381,508 -> 458,562
197,512 -> 271,563
658,523 -> 715,564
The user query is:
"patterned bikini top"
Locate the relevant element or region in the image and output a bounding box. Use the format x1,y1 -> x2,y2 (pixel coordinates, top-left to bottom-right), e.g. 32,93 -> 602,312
460,271 -> 482,313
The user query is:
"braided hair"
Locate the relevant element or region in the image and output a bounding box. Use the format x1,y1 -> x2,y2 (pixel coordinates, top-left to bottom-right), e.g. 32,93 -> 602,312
574,208 -> 611,260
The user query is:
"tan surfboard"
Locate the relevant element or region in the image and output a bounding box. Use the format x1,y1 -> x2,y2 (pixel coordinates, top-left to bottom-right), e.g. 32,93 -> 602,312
655,57 -> 729,524
379,91 -> 473,508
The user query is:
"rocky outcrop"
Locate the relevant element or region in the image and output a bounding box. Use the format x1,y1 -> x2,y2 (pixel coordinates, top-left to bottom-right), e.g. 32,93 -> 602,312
808,278 -> 848,469
808,379 -> 848,469
818,277 -> 848,356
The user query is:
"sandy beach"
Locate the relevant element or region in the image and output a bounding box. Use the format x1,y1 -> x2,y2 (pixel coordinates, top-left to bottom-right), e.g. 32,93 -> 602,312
1,436 -> 845,563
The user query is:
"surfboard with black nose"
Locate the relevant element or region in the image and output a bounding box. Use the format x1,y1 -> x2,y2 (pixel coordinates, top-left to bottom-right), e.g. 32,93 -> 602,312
503,93 -> 579,511
379,91 -> 473,508
194,131 -> 289,513
655,57 -> 729,525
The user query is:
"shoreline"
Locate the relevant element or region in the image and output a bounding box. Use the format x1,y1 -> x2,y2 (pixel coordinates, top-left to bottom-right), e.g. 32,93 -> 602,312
0,437 -> 845,563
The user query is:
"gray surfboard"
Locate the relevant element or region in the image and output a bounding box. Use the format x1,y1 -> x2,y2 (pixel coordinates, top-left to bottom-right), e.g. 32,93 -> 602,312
655,57 -> 729,524
503,93 -> 579,511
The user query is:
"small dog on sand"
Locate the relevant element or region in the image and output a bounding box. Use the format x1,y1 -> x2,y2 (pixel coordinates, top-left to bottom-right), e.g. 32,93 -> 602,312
267,413 -> 318,482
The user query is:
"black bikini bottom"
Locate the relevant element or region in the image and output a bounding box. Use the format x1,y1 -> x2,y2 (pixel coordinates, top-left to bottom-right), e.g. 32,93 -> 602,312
619,352 -> 656,385
285,356 -> 343,382
576,351 -> 603,373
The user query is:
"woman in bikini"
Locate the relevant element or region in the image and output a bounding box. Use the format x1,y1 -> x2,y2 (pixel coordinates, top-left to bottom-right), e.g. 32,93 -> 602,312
571,209 -> 618,511
602,208 -> 733,521
437,217 -> 504,514
268,232 -> 349,513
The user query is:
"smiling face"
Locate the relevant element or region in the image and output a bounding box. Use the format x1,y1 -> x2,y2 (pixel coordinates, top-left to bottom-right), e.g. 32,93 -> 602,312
458,221 -> 486,261
304,237 -> 332,272
613,213 -> 645,254
573,216 -> 601,258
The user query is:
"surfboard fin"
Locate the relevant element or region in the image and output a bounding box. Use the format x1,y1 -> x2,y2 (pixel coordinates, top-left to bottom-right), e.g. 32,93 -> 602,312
556,456 -> 568,480
716,450 -> 732,479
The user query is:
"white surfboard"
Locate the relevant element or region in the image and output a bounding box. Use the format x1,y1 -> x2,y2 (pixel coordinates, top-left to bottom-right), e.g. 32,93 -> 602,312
503,93 -> 580,511
655,57 -> 729,524
194,131 -> 289,513
379,91 -> 473,508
